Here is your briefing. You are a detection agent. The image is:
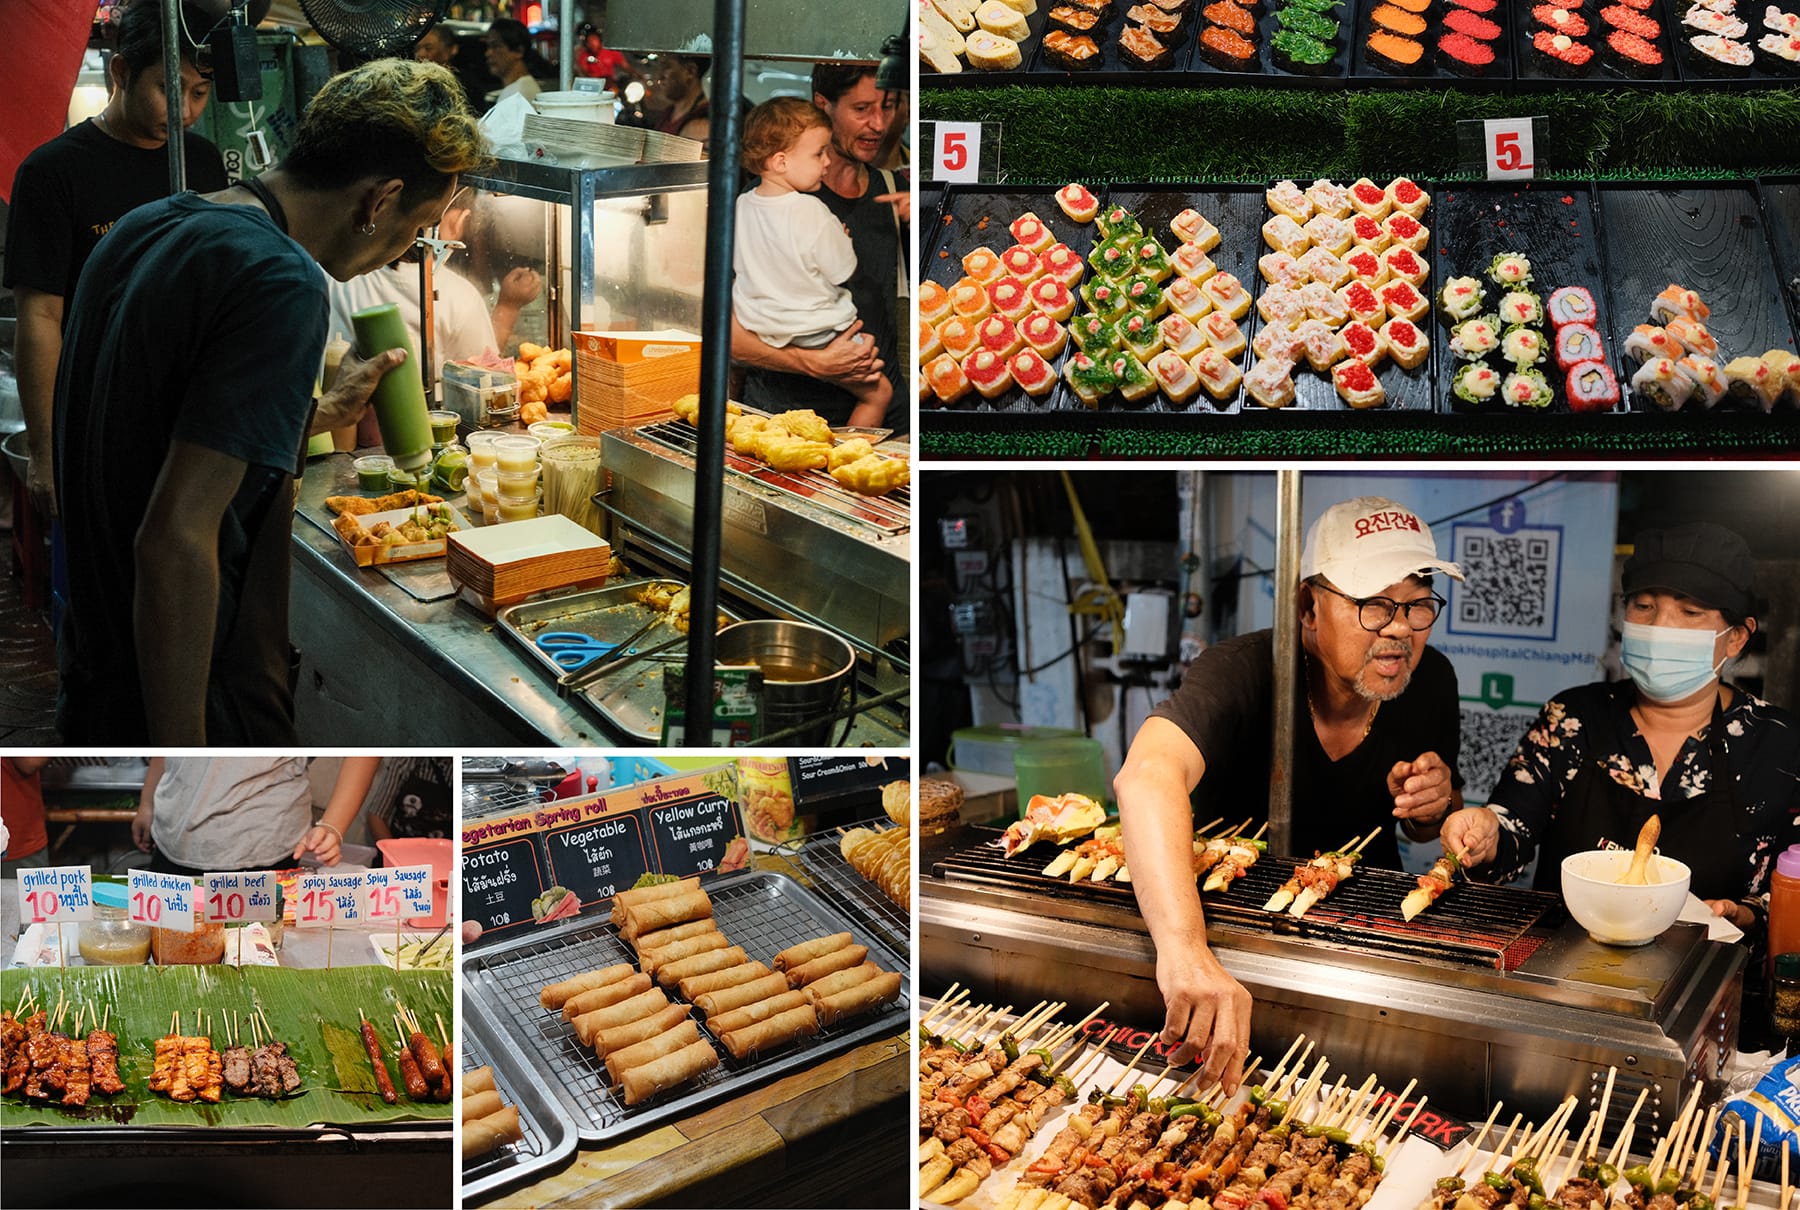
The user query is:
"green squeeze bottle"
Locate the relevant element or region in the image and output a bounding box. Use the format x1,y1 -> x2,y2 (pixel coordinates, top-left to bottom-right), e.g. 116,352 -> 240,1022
350,303 -> 434,471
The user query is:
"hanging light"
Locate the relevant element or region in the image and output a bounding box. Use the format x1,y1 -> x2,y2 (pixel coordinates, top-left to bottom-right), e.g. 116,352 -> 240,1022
875,30 -> 905,97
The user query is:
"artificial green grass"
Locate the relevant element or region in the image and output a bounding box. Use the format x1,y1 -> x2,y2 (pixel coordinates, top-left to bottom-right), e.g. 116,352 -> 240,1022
920,86 -> 1800,182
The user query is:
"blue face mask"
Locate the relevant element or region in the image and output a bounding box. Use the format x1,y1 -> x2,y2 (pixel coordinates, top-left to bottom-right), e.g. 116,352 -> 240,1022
1621,621 -> 1729,704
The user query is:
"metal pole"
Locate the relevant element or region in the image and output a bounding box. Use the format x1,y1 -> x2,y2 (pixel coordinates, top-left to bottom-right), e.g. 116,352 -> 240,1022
162,0 -> 186,193
559,0 -> 575,91
680,0 -> 745,744
1268,469 -> 1303,855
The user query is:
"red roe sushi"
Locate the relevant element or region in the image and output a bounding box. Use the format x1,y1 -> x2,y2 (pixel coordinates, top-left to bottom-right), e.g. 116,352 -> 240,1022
1604,28 -> 1663,74
1533,28 -> 1595,69
1532,4 -> 1590,34
1439,30 -> 1499,71
1600,5 -> 1660,37
1447,0 -> 1501,14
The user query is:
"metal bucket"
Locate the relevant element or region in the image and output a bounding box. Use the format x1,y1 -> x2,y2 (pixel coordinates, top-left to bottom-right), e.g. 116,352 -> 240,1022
714,620 -> 856,746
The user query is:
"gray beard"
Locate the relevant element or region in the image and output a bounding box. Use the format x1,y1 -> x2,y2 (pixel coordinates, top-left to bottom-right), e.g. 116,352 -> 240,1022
1355,646 -> 1414,702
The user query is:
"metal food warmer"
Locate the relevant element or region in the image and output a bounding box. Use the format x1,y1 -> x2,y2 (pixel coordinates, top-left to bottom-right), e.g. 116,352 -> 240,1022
919,825 -> 1744,1144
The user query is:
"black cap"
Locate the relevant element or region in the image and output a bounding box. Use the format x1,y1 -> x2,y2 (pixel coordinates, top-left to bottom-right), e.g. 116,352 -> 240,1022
1623,522 -> 1758,620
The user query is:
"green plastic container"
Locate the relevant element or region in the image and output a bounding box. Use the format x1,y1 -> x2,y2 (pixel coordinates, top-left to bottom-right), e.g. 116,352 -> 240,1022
946,724 -> 1086,777
351,303 -> 433,471
1013,737 -> 1109,816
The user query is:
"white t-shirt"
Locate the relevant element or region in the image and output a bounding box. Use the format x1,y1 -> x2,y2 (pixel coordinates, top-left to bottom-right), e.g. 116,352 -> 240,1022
326,262 -> 499,387
732,189 -> 859,347
151,757 -> 313,870
490,75 -> 542,106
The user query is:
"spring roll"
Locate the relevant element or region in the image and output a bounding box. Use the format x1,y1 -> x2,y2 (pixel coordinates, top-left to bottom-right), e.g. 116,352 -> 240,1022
772,932 -> 853,972
619,1038 -> 720,1106
539,962 -> 636,1011
462,1105 -> 523,1159
562,972 -> 655,1021
461,1065 -> 497,1099
638,930 -> 729,976
632,917 -> 719,954
704,990 -> 808,1037
719,1005 -> 821,1060
784,944 -> 869,988
592,1002 -> 692,1059
796,962 -> 880,1002
679,960 -> 772,1001
655,945 -> 748,989
612,877 -> 700,912
695,972 -> 791,1020
619,886 -> 713,941
603,1018 -> 701,1085
572,987 -> 669,1047
463,1089 -> 505,1121
809,970 -> 903,1026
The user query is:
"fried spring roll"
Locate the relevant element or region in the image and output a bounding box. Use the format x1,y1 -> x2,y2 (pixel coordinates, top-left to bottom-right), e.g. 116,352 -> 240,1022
462,1105 -> 523,1159
539,962 -> 636,1011
772,931 -> 853,972
562,972 -> 654,1021
719,1005 -> 821,1060
592,1003 -> 692,1059
639,931 -> 729,976
785,944 -> 869,988
632,918 -> 719,954
679,960 -> 771,1001
572,987 -> 669,1047
619,886 -> 713,941
464,1089 -> 505,1120
809,970 -> 903,1026
603,1019 -> 701,1085
797,962 -> 880,1001
612,877 -> 700,913
655,945 -> 748,989
461,1065 -> 497,1099
696,972 -> 791,1020
619,1039 -> 720,1106
705,990 -> 808,1037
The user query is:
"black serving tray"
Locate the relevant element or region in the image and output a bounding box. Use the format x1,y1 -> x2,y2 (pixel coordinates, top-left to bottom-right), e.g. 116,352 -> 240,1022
1351,0 -> 1515,81
1028,6 -> 1201,76
1670,0 -> 1800,84
1759,175 -> 1800,341
920,0 -> 1055,86
1512,0 -> 1681,84
919,184 -> 951,279
1596,179 -> 1797,410
1190,0 -> 1357,81
1432,179 -> 1623,414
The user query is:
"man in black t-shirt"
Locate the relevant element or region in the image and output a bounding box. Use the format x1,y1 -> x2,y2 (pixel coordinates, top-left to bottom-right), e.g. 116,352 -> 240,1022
1113,495 -> 1467,1091
731,63 -> 908,432
5,0 -> 228,520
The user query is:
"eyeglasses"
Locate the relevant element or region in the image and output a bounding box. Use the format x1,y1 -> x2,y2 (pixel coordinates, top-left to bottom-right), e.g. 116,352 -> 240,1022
1314,581 -> 1446,632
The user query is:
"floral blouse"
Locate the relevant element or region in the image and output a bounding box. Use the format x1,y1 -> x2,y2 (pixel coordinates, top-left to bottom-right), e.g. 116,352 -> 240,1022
1484,680 -> 1800,909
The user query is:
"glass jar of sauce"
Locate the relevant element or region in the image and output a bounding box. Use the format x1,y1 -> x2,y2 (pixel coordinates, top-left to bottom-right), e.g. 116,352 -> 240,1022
77,883 -> 152,965
152,919 -> 227,965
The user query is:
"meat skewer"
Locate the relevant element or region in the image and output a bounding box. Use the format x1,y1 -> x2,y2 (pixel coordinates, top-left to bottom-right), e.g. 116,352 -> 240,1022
1201,823 -> 1270,893
1403,850 -> 1464,921
1289,827 -> 1381,917
360,1016 -> 399,1104
1265,834 -> 1361,912
394,1018 -> 430,1100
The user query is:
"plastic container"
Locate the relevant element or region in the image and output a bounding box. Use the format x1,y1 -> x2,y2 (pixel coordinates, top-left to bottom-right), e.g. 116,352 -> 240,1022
1770,848 -> 1800,974
540,435 -> 605,535
1013,737 -> 1109,814
494,435 -> 541,473
528,420 -> 577,440
77,883 -> 152,965
534,89 -> 615,123
466,430 -> 502,472
350,302 -> 434,471
947,724 -> 1088,777
427,409 -> 460,446
353,454 -> 395,492
387,465 -> 429,491
496,492 -> 541,522
494,467 -> 541,501
153,919 -> 227,965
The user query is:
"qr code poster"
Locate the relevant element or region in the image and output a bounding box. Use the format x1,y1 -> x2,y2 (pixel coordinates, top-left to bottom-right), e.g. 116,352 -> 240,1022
1447,515 -> 1564,642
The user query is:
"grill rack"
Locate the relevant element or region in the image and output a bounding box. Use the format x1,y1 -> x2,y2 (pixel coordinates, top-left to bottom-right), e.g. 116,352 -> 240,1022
462,868 -> 910,1144
462,780 -> 552,820
935,834 -> 1564,972
634,417 -> 910,537
777,817 -> 911,963
460,1014 -> 578,1204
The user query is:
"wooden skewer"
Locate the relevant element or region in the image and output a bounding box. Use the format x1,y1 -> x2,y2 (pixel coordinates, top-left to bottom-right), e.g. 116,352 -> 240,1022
1349,826 -> 1384,854
1346,1083 -> 1388,1139
1741,1113 -> 1761,1210
1004,1000 -> 1051,1037
1249,821 -> 1270,841
1690,1111 -> 1718,1197
13,985 -> 31,1017
1383,1095 -> 1429,1161
952,1003 -> 993,1043
1708,1121 -> 1735,1206
1019,1002 -> 1069,1043
1558,1112 -> 1602,1189
1053,1002 -> 1111,1050
1539,1127 -> 1571,1177
1686,1104 -> 1722,1189
1607,1087 -> 1651,1169
1193,816 -> 1226,837
1367,1077 -> 1419,1141
1068,1028 -> 1118,1085
437,1012 -> 449,1050
1332,1073 -> 1378,1131
1780,1134 -> 1790,1210
101,1004 -> 110,1034
1457,1102 -> 1507,1179
1539,1097 -> 1581,1162
1288,1058 -> 1330,1123
1273,1041 -> 1316,1102
1263,1034 -> 1307,1093
1484,1114 -> 1524,1177
1312,1077 -> 1347,1128
258,1005 -> 274,1041
1106,1032 -> 1162,1098
921,987 -> 966,1032
969,1005 -> 1013,1045
1644,1134 -> 1674,1190
1656,1081 -> 1706,1183
1592,1067 -> 1619,1157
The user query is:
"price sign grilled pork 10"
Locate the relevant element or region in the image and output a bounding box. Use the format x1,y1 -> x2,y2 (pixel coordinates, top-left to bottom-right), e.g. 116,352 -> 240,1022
546,815 -> 651,909
18,866 -> 95,925
203,871 -> 277,923
129,869 -> 196,932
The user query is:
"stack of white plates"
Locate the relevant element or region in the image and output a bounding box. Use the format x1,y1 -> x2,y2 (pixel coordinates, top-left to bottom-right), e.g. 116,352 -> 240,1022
523,114 -> 645,165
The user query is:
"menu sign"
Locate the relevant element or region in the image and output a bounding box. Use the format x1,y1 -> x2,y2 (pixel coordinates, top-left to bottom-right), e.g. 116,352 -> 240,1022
19,866 -> 94,925
546,815 -> 651,907
646,793 -> 737,878
788,756 -> 905,814
461,839 -> 548,939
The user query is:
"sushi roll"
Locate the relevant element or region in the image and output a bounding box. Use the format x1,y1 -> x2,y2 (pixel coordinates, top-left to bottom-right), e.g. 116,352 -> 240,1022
1631,356 -> 1691,409
1533,29 -> 1597,72
1664,315 -> 1717,358
1160,312 -> 1209,358
1263,214 -> 1312,258
1380,317 -> 1430,368
1624,323 -> 1685,362
1148,350 -> 1204,404
1119,24 -> 1177,68
1278,7 -> 1342,40
1041,30 -> 1103,69
988,276 -> 1033,322
1028,277 -> 1078,321
1603,29 -> 1665,74
1009,348 -> 1058,398
1041,243 -> 1087,288
1191,346 -> 1246,401
1080,278 -> 1130,322
950,279 -> 994,322
1338,320 -> 1388,366
1047,4 -> 1108,35
1173,243 -> 1220,284
1547,285 -> 1598,328
976,0 -> 1029,37
963,349 -> 1016,400
1200,25 -> 1260,69
1449,0 -> 1499,10
1453,361 -> 1504,407
1601,4 -> 1661,36
1566,361 -> 1621,412
1063,352 -> 1119,406
1343,247 -> 1390,287
1009,212 -> 1057,254
976,314 -> 1025,359
1383,212 -> 1430,253
1296,318 -> 1345,370
1000,245 -> 1045,283
1299,280 -> 1350,327
1675,355 -> 1728,408
1502,326 -> 1548,368
1096,205 -> 1143,243
1503,368 -> 1556,409
1689,33 -> 1756,74
919,279 -> 953,325
1723,355 -> 1782,410
1333,358 -> 1387,408
1534,4 -> 1591,35
938,315 -> 983,360
1253,321 -> 1306,363
1756,30 -> 1800,68
1056,184 -> 1101,224
1439,276 -> 1488,322
1764,348 -> 1800,404
1381,246 -> 1430,287
1245,357 -> 1299,407
1298,247 -> 1354,289
1202,272 -> 1252,320
1684,7 -> 1750,37
1769,6 -> 1800,34
1129,4 -> 1187,37
1205,0 -> 1261,36
1124,275 -> 1170,319
1366,30 -> 1428,70
1554,323 -> 1605,371
1307,179 -> 1353,219
1089,238 -> 1138,281
963,246 -> 1004,284
1497,291 -> 1544,327
1303,215 -> 1356,258
1021,312 -> 1070,359
1260,251 -> 1309,289
1202,311 -> 1249,360
1378,280 -> 1429,323
1386,177 -> 1431,219
919,317 -> 944,364
1258,284 -> 1310,329
925,353 -> 974,405
964,31 -> 1024,69
1488,252 -> 1534,288
1370,1 -> 1429,34
1109,352 -> 1158,403
1340,280 -> 1388,326
1351,213 -> 1392,253
1267,179 -> 1316,223
1172,208 -> 1222,251
1450,315 -> 1503,360
1132,238 -> 1175,284
1119,311 -> 1166,362
1444,8 -> 1504,38
1165,275 -> 1214,321
1438,31 -> 1499,74
1349,178 -> 1393,220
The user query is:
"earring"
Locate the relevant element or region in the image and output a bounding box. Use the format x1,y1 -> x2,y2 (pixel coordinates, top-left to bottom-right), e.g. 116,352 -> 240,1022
360,222 -> 376,235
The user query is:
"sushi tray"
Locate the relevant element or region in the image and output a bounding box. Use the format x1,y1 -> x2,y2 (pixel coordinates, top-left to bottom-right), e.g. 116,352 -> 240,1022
1191,0 -> 1356,80
1761,175 -> 1800,337
1513,0 -> 1682,83
1352,0 -> 1514,80
918,0 -> 1056,83
461,1011 -> 579,1203
460,868 -> 910,1145
1670,0 -> 1800,80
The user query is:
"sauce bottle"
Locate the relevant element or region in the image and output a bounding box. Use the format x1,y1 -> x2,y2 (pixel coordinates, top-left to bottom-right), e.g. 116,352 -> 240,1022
1769,847 -> 1800,973
350,303 -> 434,470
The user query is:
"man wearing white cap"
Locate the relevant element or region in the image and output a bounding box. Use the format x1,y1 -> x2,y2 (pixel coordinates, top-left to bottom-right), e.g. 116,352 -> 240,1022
1114,496 -> 1467,1090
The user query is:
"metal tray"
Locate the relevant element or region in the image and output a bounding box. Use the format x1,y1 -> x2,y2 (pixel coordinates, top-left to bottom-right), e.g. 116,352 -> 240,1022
461,868 -> 910,1145
494,577 -> 740,744
460,1006 -> 578,1204
776,817 -> 912,964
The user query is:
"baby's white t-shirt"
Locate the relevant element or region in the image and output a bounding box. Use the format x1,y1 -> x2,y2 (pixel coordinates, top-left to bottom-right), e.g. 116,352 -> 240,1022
732,189 -> 859,346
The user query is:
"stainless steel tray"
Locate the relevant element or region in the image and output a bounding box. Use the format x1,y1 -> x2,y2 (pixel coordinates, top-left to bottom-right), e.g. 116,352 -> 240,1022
778,818 -> 910,965
460,1008 -> 578,1204
460,868 -> 910,1145
494,577 -> 739,743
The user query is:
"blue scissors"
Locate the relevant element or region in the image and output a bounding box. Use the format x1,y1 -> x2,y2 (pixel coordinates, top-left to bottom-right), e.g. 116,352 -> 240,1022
535,632 -> 628,671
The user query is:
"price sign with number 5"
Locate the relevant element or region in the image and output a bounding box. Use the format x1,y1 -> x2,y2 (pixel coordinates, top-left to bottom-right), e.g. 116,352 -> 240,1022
935,121 -> 982,184
1485,117 -> 1536,180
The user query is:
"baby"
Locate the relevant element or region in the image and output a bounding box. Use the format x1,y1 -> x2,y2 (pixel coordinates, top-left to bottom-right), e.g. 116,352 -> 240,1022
734,97 -> 892,426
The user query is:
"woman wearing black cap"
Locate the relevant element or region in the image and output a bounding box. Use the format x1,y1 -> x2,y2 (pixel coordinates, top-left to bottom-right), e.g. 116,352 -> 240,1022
1443,522 -> 1799,932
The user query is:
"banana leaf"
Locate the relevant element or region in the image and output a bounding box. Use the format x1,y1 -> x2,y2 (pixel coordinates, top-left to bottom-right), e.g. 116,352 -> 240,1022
1,964 -> 453,1128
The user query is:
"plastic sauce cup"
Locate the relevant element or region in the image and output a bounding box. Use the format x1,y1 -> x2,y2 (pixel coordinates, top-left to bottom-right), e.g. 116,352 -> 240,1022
466,431 -> 502,471
496,493 -> 540,522
494,468 -> 541,501
428,409 -> 460,446
353,455 -> 395,492
494,435 -> 541,473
